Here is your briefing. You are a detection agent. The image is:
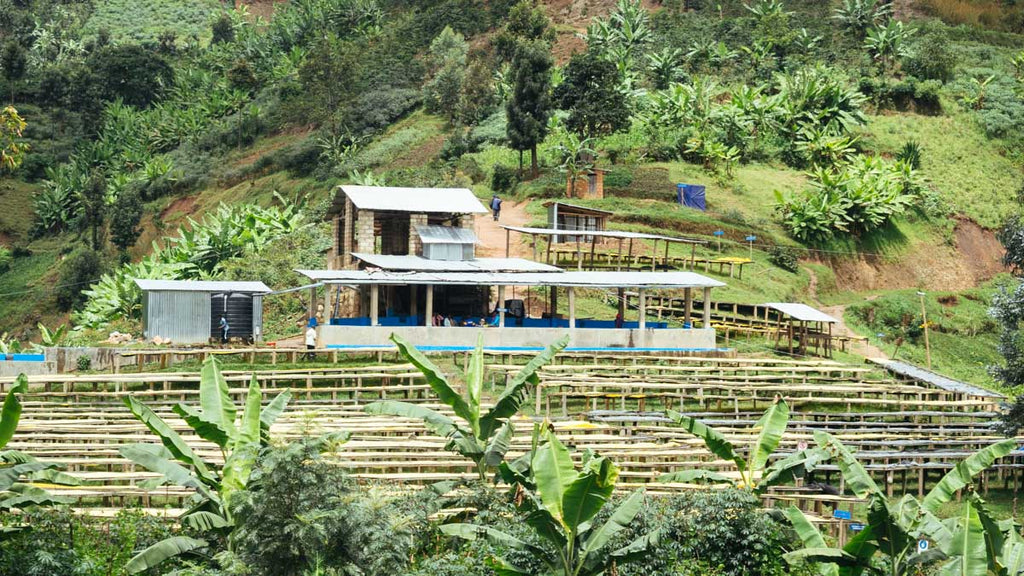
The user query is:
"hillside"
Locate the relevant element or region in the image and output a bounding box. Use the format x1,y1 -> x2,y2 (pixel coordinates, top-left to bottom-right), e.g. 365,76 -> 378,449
0,0 -> 1023,385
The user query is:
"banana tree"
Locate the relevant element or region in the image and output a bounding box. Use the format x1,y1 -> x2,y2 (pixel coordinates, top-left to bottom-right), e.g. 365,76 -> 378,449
0,374 -> 78,515
365,333 -> 569,481
441,428 -> 660,576
658,397 -> 828,492
784,431 -> 1017,576
120,357 -> 293,573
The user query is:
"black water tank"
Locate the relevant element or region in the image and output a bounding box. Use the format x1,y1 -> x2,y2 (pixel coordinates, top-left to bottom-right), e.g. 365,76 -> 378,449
210,293 -> 254,341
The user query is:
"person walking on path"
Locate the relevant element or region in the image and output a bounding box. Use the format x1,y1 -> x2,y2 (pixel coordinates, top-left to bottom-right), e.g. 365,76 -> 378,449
490,194 -> 502,221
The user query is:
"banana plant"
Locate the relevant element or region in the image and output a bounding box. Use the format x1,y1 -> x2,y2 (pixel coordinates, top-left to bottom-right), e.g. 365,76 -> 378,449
784,431 -> 1017,576
658,397 -> 828,492
441,428 -> 659,576
0,374 -> 78,516
120,357 -> 293,573
365,333 -> 568,481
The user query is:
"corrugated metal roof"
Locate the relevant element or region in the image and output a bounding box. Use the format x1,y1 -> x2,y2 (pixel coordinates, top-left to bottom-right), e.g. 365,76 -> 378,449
339,185 -> 488,213
763,303 -> 838,323
297,269 -> 726,289
870,358 -> 1005,399
416,225 -> 478,244
542,201 -> 614,216
352,254 -> 560,272
134,279 -> 272,293
501,225 -> 705,244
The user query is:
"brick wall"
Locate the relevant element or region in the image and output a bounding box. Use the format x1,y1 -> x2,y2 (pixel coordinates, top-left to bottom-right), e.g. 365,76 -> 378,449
409,213 -> 428,255
355,209 -> 375,255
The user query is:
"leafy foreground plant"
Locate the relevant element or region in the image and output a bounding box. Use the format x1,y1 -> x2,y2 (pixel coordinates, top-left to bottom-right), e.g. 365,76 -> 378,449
0,374 -> 79,520
442,428 -> 659,576
658,397 -> 829,492
785,431 -> 1017,576
366,333 -> 568,481
119,357 -> 294,573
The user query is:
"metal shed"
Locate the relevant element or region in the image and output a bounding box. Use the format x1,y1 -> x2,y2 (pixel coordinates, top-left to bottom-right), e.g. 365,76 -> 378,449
416,225 -> 477,261
134,280 -> 271,345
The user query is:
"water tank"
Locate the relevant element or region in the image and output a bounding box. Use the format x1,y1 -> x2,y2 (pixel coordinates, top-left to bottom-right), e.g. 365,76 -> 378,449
210,293 -> 254,341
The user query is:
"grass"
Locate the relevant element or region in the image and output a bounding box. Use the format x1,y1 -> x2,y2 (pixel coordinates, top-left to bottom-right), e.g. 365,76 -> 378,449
920,0 -> 1024,32
859,112 -> 1020,229
0,237 -> 66,336
0,178 -> 41,241
82,0 -> 222,44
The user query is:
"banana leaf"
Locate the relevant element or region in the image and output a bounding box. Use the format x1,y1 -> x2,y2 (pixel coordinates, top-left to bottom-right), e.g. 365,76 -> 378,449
125,397 -> 216,484
126,536 -> 207,574
0,375 -> 27,450
484,421 -> 514,467
939,501 -> 988,576
581,490 -> 645,558
390,333 -> 474,426
561,455 -> 617,534
480,334 -> 569,437
748,398 -> 789,474
922,439 -> 1017,513
118,444 -> 213,499
657,469 -> 734,484
464,336 -> 485,438
757,447 -> 830,493
532,428 -> 578,529
198,357 -> 237,442
813,431 -> 880,498
666,409 -> 744,472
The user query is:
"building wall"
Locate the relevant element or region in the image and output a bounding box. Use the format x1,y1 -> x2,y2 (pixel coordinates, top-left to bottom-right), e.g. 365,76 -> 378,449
317,325 -> 717,350
355,209 -> 375,254
143,291 -> 212,344
409,213 -> 428,255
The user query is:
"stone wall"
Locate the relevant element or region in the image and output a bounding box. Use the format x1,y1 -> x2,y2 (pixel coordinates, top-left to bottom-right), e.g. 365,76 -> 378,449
409,214 -> 428,255
355,209 -> 375,254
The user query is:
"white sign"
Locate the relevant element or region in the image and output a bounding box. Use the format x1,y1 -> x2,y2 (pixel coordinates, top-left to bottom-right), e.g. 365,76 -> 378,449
918,540 -> 929,552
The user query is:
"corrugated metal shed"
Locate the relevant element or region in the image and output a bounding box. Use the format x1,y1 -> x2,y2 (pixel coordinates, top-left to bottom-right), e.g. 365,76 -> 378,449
763,303 -> 838,323
134,279 -> 271,293
352,254 -> 560,272
501,225 -> 705,244
870,358 -> 1004,399
416,225 -> 477,244
338,185 -> 488,214
542,201 -> 614,217
297,269 -> 726,289
135,279 -> 268,344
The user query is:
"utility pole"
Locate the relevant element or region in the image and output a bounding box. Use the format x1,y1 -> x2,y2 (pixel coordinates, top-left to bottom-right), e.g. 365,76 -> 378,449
917,291 -> 932,370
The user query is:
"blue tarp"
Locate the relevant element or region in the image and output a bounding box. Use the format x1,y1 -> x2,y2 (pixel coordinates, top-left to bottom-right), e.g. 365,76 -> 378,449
329,317 -> 669,329
677,184 -> 706,211
2,354 -> 45,362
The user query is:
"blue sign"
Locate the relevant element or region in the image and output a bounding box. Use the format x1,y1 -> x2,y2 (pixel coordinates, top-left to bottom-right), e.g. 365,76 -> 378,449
745,235 -> 757,242
918,540 -> 929,552
833,510 -> 852,520
850,523 -> 865,532
713,230 -> 724,237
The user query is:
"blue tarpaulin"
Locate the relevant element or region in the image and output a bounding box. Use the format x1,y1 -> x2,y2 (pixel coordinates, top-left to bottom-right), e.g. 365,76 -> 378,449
677,184 -> 706,211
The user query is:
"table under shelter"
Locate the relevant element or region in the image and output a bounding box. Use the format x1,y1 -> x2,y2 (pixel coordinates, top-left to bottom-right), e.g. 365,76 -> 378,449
297,268 -> 726,351
500,225 -> 706,272
763,302 -> 839,357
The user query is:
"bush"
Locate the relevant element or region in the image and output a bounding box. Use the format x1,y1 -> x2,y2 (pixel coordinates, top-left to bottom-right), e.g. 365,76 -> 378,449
490,164 -> 518,195
344,88 -> 422,136
86,44 -> 174,108
903,24 -> 957,83
56,248 -> 107,312
76,355 -> 91,371
0,246 -> 10,274
768,245 -> 801,272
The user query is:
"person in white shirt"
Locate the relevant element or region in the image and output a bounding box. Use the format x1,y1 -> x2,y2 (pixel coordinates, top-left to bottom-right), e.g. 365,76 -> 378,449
305,325 -> 317,360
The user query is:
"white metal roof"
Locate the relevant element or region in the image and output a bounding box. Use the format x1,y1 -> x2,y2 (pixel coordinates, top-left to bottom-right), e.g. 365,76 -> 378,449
134,279 -> 272,293
297,269 -> 726,289
352,254 -> 560,273
340,185 -> 488,214
501,225 -> 706,244
763,303 -> 838,323
543,201 -> 614,216
416,225 -> 478,244
870,359 -> 1004,399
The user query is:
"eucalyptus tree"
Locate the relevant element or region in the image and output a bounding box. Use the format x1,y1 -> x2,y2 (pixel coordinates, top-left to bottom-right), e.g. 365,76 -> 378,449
367,334 -> 568,481
120,357 -> 293,573
442,428 -> 660,576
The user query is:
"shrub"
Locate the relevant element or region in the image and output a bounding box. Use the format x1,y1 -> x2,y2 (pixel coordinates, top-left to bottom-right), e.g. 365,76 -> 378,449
344,88 -> 422,136
76,355 -> 91,371
56,248 -> 107,312
490,163 -> 518,195
0,246 -> 10,274
896,140 -> 923,169
903,24 -> 957,82
87,44 -> 174,108
768,245 -> 801,272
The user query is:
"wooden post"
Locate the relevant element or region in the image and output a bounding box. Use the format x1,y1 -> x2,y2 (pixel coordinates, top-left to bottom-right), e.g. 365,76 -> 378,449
505,228 -> 511,258
617,238 -> 624,271
702,287 -> 711,329
424,284 -> 433,327
638,288 -> 647,330
664,240 -> 670,269
308,286 -> 317,319
690,242 -> 697,270
617,287 -> 625,318
498,285 -> 506,327
532,234 -> 538,262
369,284 -> 379,327
589,235 -> 597,270
324,286 -> 331,323
684,287 -> 693,326
919,292 -> 932,369
628,238 -> 634,268
410,284 -> 418,319
828,322 -> 833,357
651,239 -> 658,271
550,286 -> 558,319
568,287 -> 576,329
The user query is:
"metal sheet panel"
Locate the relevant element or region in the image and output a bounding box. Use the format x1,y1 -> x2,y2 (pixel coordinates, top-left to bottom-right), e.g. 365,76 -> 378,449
763,303 -> 838,323
340,186 -> 488,213
416,225 -> 477,244
500,225 -> 705,244
135,279 -> 271,293
351,254 -> 560,272
297,269 -> 727,289
871,359 -> 1004,399
145,291 -> 212,344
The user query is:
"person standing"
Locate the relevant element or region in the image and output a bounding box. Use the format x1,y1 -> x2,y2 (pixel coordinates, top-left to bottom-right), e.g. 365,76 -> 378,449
305,324 -> 317,360
490,194 -> 502,221
218,316 -> 230,344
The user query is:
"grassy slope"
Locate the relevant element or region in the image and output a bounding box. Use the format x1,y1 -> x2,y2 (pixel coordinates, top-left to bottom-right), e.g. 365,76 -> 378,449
82,0 -> 221,44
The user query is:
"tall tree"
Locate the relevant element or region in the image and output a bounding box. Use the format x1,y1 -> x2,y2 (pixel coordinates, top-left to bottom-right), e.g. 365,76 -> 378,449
553,50 -> 631,141
422,26 -> 468,124
79,171 -> 107,250
506,40 -> 552,178
0,41 -> 26,104
493,0 -> 555,63
109,187 -> 143,261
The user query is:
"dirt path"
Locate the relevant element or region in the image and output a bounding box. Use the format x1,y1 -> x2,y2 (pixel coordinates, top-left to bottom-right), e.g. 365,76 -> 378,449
805,266 -> 888,360
475,200 -> 532,257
